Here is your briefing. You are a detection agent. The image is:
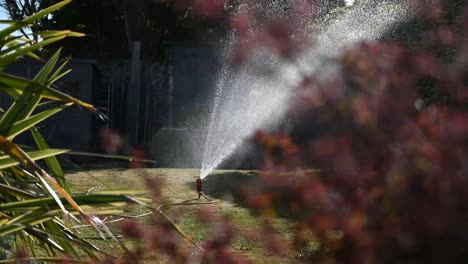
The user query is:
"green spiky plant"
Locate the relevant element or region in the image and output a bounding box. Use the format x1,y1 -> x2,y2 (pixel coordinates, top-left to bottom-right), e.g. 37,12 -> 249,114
0,0 -> 150,262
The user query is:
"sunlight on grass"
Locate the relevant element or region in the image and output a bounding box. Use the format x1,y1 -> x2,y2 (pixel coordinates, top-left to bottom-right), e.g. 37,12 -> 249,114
65,168 -> 310,263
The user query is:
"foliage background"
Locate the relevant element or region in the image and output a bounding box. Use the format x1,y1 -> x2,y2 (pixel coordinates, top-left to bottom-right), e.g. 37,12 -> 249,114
0,0 -> 467,263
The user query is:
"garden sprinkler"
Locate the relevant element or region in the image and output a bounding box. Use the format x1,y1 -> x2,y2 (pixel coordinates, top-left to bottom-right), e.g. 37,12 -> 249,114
196,177 -> 212,201
196,177 -> 203,199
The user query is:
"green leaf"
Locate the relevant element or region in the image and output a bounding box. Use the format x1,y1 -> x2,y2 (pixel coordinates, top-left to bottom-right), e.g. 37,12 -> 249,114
0,48 -> 63,130
66,151 -> 157,164
0,30 -> 84,66
0,211 -> 54,237
92,190 -> 149,195
22,0 -> 72,25
0,35 -> 66,67
49,68 -> 72,86
0,72 -> 96,110
0,148 -> 69,170
51,218 -> 101,256
0,194 -> 143,211
0,183 -> 37,199
31,127 -> 68,192
0,0 -> 73,41
0,0 -> 129,259
32,48 -> 62,85
2,102 -> 72,140
37,30 -> 85,39
0,21 -> 32,43
48,59 -> 71,85
0,38 -> 34,57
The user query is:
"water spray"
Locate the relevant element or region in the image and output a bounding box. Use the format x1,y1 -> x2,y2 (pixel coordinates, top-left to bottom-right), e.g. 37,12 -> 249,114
198,1 -> 411,177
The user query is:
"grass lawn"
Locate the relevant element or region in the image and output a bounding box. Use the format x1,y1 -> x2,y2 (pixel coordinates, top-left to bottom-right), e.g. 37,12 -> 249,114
65,168 -> 318,263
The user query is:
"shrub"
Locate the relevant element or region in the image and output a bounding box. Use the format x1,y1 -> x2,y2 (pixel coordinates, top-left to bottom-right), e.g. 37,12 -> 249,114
0,1 -> 147,262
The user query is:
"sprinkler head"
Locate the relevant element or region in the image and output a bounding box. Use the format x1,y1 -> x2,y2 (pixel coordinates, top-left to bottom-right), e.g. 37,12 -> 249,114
196,177 -> 203,198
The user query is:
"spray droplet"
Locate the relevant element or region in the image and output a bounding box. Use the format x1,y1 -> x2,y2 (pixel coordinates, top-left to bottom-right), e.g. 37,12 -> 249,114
199,1 -> 411,176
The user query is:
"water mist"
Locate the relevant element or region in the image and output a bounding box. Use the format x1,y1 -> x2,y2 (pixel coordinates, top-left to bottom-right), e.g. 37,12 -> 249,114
199,1 -> 411,179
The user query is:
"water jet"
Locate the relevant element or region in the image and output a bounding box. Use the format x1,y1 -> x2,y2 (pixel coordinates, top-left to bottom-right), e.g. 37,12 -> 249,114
198,1 -> 412,180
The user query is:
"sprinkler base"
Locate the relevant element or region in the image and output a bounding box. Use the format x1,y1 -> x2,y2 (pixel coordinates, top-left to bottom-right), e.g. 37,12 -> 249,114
196,177 -> 203,198
196,177 -> 213,201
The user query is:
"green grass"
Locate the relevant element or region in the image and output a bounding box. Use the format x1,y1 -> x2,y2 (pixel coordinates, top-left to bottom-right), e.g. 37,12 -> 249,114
65,168 -> 316,263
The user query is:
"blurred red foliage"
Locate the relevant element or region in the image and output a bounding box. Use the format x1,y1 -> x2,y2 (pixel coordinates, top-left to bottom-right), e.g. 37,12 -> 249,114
245,0 -> 468,262
113,0 -> 468,263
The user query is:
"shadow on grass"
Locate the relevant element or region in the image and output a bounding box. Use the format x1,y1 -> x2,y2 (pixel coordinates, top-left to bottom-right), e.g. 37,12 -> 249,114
185,171 -> 259,205
188,170 -> 320,220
